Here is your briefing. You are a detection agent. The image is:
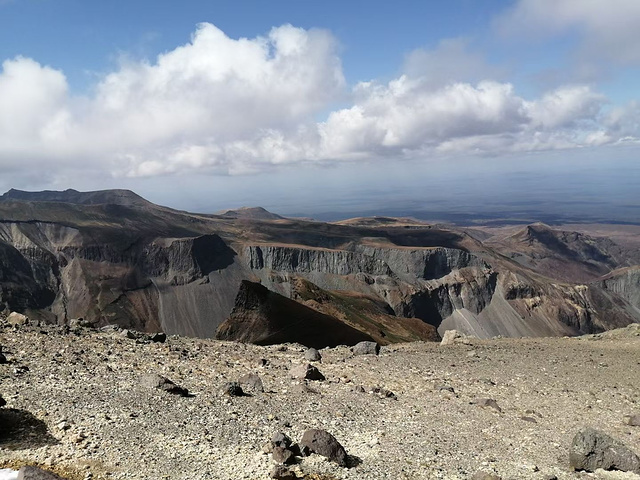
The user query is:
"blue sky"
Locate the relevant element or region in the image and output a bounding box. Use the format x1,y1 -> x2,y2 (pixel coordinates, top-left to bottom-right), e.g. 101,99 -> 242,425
0,0 -> 639,221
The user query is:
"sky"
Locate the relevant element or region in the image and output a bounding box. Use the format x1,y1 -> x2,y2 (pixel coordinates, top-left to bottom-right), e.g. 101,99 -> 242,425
0,0 -> 639,222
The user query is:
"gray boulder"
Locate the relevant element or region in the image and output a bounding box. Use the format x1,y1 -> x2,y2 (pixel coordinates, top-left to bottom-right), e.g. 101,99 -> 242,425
300,429 -> 348,467
238,373 -> 264,394
624,414 -> 640,427
291,364 -> 325,381
304,348 -> 322,362
7,312 -> 28,327
352,341 -> 380,356
141,374 -> 190,397
18,466 -> 67,479
569,427 -> 640,473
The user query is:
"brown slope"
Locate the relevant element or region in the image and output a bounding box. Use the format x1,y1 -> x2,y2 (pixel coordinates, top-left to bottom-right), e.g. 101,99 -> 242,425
483,223 -> 628,283
216,280 -> 375,348
290,277 -> 439,344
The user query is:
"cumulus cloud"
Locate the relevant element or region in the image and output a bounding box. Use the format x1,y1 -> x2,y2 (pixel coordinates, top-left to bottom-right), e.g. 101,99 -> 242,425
0,22 -> 637,181
495,0 -> 640,66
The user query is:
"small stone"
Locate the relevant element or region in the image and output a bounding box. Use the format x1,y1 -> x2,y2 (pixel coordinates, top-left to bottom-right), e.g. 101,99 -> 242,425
304,348 -> 322,362
520,416 -> 538,423
270,465 -> 296,480
569,427 -> 640,473
18,466 -> 67,480
7,312 -> 28,327
149,332 -> 167,343
57,421 -> 71,431
291,364 -> 325,381
223,382 -> 244,397
140,373 -> 190,396
300,429 -> 348,467
437,385 -> 455,393
352,341 -> 380,356
624,414 -> 640,427
257,358 -> 269,367
0,346 -> 7,364
472,398 -> 502,413
238,373 -> 264,394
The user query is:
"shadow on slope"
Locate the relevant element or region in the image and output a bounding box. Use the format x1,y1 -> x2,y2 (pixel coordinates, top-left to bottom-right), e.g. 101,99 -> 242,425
216,281 -> 375,348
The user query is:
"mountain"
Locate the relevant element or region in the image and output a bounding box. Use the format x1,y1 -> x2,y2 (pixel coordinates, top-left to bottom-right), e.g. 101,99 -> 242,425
0,188 -> 151,207
0,188 -> 639,345
216,206 -> 284,220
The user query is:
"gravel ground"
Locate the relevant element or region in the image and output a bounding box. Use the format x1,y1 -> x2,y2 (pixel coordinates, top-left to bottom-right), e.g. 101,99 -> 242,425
1,323 -> 639,480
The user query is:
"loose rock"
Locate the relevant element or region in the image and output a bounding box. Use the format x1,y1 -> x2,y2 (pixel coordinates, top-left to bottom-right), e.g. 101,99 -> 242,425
271,432 -> 293,449
569,427 -> 640,473
238,373 -> 264,394
471,472 -> 502,480
304,347 -> 322,362
120,329 -> 136,339
472,398 -> 502,413
18,466 -> 67,479
223,382 -> 244,397
624,414 -> 640,427
300,428 -> 348,467
149,332 -> 167,343
440,329 -> 466,346
140,373 -> 190,396
272,446 -> 296,465
270,465 -> 296,480
7,312 -> 28,327
291,364 -> 325,381
352,341 -> 380,355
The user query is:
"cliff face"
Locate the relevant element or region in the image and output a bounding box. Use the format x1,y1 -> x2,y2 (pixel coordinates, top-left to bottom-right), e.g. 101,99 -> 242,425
0,190 -> 638,343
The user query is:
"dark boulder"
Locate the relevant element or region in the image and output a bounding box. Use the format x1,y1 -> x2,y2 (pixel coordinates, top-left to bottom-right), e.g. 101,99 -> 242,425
223,382 -> 244,397
140,373 -> 190,397
569,427 -> 640,473
300,428 -> 348,467
291,364 -> 325,381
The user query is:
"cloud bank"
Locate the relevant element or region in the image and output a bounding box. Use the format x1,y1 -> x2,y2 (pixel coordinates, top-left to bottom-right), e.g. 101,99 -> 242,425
0,19 -> 639,181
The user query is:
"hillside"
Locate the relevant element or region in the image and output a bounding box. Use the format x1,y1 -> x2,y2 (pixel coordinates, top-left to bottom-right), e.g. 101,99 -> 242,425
0,189 -> 639,345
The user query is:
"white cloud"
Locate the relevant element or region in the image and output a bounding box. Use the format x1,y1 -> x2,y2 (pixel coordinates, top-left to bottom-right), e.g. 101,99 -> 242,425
495,0 -> 640,66
0,22 -> 637,182
0,57 -> 71,158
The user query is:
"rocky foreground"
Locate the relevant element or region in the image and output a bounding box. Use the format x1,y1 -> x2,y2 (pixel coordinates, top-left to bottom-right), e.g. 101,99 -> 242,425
1,320 -> 640,479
